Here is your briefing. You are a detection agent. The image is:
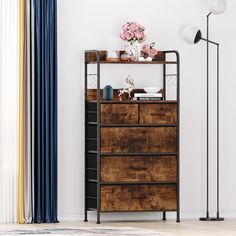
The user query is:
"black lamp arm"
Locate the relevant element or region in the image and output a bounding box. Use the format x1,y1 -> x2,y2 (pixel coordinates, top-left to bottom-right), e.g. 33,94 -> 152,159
201,37 -> 219,46
207,12 -> 212,18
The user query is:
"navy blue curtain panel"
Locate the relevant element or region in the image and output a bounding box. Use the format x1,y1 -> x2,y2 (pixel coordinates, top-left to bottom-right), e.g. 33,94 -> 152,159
34,0 -> 58,223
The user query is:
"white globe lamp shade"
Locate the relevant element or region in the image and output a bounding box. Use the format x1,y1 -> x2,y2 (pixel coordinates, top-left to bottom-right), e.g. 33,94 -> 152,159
182,25 -> 202,44
209,0 -> 227,15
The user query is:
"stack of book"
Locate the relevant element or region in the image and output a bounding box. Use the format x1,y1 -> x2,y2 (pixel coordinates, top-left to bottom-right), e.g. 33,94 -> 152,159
133,93 -> 163,101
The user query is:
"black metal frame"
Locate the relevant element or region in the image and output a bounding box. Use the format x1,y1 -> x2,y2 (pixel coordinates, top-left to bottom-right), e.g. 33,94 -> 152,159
199,13 -> 223,222
84,50 -> 180,224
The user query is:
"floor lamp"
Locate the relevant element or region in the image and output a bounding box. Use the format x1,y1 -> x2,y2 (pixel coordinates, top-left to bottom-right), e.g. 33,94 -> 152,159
182,0 -> 227,221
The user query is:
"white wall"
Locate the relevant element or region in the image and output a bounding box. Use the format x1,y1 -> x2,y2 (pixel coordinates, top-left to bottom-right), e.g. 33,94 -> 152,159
58,0 -> 236,221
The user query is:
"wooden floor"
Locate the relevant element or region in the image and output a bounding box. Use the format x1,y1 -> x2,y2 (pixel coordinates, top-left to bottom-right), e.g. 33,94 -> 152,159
1,220 -> 236,236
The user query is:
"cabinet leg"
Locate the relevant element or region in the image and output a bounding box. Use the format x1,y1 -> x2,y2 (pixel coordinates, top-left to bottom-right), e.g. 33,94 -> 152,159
84,210 -> 88,222
162,211 -> 166,221
176,211 -> 180,223
96,211 -> 101,224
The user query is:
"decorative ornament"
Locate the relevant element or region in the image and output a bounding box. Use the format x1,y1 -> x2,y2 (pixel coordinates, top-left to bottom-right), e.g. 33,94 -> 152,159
118,75 -> 135,100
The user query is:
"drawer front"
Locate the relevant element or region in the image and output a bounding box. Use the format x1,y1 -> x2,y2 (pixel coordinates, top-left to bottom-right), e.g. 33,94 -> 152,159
140,104 -> 177,124
101,156 -> 177,182
101,185 -> 177,212
101,104 -> 138,124
101,127 -> 177,153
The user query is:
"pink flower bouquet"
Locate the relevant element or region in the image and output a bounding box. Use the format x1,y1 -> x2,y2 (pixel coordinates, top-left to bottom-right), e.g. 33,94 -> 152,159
141,42 -> 158,58
120,22 -> 146,44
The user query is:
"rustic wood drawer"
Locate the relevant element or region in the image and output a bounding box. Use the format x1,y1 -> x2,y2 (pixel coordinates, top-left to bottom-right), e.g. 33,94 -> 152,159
101,185 -> 177,212
101,156 -> 177,182
101,127 -> 177,153
101,104 -> 138,124
139,104 -> 177,124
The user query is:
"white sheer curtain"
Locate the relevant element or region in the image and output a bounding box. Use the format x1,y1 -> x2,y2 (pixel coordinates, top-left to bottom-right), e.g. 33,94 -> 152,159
0,0 -> 19,223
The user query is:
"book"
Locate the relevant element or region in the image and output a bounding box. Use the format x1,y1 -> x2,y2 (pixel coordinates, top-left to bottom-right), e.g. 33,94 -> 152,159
133,97 -> 164,101
134,93 -> 162,98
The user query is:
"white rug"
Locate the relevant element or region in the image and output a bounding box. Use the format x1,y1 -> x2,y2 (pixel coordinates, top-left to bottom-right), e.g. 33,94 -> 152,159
0,227 -> 170,236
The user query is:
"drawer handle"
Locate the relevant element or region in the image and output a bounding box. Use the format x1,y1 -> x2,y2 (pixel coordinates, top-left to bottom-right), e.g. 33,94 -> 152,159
150,113 -> 166,116
112,114 -> 127,116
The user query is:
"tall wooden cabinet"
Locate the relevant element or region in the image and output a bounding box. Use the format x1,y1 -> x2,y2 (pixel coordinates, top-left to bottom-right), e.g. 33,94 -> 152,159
84,50 -> 180,224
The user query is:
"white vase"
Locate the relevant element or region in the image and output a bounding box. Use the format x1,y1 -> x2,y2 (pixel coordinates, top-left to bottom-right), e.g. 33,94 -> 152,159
133,41 -> 141,61
125,41 -> 141,61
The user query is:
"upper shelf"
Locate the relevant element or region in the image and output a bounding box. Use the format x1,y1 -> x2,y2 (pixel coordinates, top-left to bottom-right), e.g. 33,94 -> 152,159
88,61 -> 177,65
85,50 -> 178,65
87,100 -> 178,104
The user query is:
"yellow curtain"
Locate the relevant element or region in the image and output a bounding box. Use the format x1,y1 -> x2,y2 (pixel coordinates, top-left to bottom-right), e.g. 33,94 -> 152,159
18,0 -> 24,224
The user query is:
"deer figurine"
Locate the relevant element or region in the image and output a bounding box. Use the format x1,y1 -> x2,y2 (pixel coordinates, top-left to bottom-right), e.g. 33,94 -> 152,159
118,75 -> 135,100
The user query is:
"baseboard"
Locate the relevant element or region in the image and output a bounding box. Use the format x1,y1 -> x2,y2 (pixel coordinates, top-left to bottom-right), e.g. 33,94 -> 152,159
59,211 -> 236,222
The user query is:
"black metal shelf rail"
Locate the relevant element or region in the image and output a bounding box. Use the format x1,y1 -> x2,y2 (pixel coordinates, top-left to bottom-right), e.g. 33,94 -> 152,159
84,50 -> 180,224
86,209 -> 178,213
87,181 -> 178,186
89,123 -> 178,128
101,152 -> 178,156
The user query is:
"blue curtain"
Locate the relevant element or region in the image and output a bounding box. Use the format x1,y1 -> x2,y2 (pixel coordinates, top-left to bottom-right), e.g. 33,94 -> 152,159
34,0 -> 58,223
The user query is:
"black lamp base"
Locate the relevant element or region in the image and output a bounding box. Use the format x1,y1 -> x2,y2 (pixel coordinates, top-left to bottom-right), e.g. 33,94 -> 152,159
199,217 -> 224,221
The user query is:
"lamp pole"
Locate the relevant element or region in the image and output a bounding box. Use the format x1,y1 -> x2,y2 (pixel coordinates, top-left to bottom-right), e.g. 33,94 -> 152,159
216,43 -> 221,220
199,36 -> 224,221
206,12 -> 211,220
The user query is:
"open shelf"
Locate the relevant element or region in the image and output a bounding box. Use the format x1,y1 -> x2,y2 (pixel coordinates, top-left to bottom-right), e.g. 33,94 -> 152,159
85,89 -> 177,103
85,50 -> 179,65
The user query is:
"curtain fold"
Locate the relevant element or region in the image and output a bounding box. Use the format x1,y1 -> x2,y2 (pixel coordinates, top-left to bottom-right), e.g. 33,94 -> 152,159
34,0 -> 58,223
0,0 -> 19,224
30,0 -> 35,221
22,0 -> 34,223
18,0 -> 25,224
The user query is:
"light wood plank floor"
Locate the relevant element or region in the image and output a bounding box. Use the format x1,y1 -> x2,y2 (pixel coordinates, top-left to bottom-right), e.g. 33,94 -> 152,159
1,220 -> 236,236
